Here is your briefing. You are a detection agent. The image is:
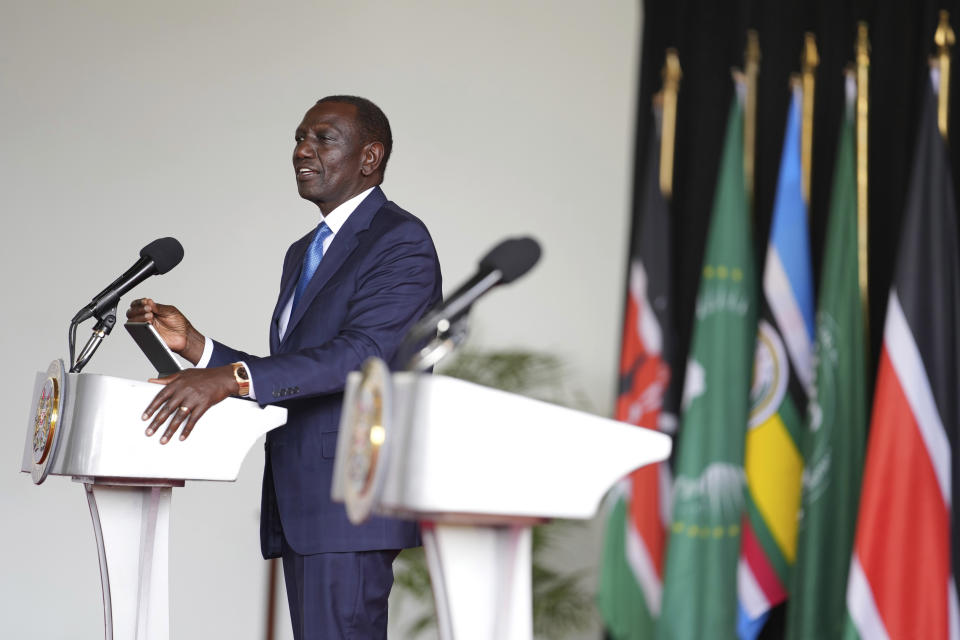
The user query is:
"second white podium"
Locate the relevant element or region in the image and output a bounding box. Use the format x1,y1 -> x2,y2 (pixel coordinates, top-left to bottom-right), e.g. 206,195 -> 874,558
332,360 -> 672,640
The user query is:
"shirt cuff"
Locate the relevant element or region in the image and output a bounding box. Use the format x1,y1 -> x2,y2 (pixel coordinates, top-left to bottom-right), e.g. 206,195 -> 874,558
196,336 -> 215,368
241,360 -> 257,401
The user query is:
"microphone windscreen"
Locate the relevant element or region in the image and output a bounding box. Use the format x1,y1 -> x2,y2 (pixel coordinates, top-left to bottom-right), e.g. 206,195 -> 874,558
479,236 -> 541,284
140,237 -> 184,274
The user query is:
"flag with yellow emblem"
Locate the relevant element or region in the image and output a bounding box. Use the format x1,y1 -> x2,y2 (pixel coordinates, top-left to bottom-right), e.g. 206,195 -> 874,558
736,83 -> 814,639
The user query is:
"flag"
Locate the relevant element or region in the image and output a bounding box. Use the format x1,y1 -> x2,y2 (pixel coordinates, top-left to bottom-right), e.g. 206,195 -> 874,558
785,72 -> 867,640
736,83 -> 814,639
599,105 -> 676,640
844,73 -> 960,640
657,85 -> 757,640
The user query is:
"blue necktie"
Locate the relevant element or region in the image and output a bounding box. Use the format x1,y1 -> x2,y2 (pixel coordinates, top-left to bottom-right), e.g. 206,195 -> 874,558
291,222 -> 333,311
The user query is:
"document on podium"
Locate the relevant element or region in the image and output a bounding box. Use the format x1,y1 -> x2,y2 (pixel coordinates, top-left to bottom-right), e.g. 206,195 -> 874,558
124,322 -> 184,377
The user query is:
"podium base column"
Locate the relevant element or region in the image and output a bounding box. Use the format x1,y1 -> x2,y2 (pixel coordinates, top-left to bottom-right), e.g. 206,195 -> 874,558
78,478 -> 181,640
421,522 -> 532,640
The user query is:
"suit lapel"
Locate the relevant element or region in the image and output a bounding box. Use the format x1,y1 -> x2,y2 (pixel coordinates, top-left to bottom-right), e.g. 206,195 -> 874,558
269,233 -> 309,352
280,187 -> 386,344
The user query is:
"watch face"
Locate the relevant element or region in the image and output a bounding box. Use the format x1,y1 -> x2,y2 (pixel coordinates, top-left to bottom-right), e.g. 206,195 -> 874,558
233,364 -> 249,381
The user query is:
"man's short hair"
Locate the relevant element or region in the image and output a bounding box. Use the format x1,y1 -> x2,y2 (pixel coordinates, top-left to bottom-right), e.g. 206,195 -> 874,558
317,95 -> 393,179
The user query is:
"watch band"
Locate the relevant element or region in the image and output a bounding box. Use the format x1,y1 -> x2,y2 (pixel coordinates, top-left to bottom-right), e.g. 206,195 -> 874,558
231,362 -> 250,397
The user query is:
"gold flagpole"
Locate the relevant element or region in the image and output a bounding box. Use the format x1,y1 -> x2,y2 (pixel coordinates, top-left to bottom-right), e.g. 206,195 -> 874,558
801,32 -> 819,205
744,30 -> 761,213
935,11 -> 955,139
660,49 -> 682,198
856,23 -> 870,342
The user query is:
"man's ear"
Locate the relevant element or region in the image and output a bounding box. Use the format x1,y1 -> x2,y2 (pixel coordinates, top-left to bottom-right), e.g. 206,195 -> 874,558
360,141 -> 384,177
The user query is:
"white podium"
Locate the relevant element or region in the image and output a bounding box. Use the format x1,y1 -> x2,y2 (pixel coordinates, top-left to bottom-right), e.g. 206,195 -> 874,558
332,361 -> 672,640
21,360 -> 287,640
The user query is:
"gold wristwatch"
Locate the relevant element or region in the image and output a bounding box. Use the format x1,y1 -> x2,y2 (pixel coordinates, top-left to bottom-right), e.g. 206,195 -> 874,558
231,362 -> 251,397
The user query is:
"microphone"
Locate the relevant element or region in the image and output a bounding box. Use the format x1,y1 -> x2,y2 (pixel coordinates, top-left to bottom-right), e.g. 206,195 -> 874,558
72,237 -> 184,323
406,236 -> 541,344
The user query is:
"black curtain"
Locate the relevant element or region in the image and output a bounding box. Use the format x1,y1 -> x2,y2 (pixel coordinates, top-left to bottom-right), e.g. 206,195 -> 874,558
633,0 -> 960,408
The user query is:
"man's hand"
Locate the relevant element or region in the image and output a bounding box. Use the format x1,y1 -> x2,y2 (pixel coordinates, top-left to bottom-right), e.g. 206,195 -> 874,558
141,367 -> 239,444
126,298 -> 206,365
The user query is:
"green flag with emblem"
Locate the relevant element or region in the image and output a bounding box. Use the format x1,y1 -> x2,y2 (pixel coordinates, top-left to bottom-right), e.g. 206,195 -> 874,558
657,88 -> 757,640
785,75 -> 866,640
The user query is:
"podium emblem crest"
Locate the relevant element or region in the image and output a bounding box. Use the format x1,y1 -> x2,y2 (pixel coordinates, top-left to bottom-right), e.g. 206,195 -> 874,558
31,359 -> 66,484
343,357 -> 391,524
33,377 -> 59,464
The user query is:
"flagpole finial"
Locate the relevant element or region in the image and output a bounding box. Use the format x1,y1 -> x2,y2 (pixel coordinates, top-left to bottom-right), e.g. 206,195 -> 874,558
856,22 -> 870,65
659,49 -> 681,199
801,33 -> 819,205
935,11 -> 954,139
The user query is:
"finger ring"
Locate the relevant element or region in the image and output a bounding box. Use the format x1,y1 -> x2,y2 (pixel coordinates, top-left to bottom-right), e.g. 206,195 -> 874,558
179,406 -> 190,413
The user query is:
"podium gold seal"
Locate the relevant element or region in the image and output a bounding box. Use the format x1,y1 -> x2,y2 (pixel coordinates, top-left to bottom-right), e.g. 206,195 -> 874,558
32,376 -> 60,465
31,359 -> 66,484
343,357 -> 391,524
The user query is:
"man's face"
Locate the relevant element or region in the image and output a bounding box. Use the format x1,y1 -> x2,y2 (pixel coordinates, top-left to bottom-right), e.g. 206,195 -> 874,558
293,101 -> 372,214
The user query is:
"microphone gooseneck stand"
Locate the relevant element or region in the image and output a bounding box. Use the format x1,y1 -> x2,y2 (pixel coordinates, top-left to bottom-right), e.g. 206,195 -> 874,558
404,315 -> 471,372
69,305 -> 118,373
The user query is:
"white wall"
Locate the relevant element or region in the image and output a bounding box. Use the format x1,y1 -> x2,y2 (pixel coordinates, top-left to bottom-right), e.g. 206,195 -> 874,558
0,1 -> 639,637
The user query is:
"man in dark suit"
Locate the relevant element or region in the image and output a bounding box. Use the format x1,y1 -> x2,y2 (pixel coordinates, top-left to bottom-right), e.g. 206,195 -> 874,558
128,95 -> 442,639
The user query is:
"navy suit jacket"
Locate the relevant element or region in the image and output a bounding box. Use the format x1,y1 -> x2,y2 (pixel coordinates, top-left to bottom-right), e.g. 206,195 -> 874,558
208,187 -> 442,557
